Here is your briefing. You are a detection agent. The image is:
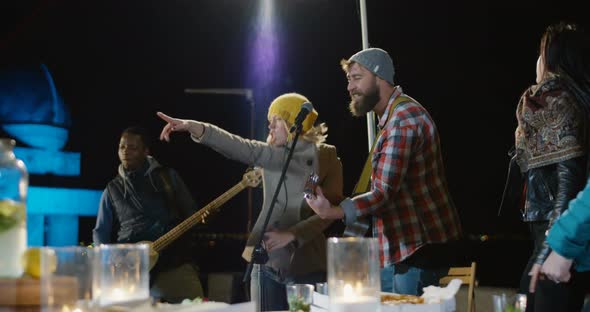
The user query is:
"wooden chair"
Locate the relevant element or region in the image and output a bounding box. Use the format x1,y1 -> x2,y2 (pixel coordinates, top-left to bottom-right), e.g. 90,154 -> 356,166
439,262 -> 477,312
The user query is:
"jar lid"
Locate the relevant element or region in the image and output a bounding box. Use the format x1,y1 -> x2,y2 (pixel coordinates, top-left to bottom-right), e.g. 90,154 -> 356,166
0,138 -> 16,148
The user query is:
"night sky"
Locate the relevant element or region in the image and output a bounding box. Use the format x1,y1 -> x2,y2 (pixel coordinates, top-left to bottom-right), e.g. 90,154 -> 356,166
1,0 -> 588,287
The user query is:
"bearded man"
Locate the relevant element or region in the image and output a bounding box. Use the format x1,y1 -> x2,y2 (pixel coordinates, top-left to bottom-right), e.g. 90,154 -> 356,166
306,48 -> 463,295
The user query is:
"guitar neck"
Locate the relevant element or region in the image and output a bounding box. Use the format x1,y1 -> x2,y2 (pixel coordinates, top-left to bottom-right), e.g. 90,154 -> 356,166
152,181 -> 247,252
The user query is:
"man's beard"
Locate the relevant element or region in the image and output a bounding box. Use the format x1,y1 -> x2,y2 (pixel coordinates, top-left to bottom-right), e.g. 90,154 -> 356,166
349,84 -> 380,117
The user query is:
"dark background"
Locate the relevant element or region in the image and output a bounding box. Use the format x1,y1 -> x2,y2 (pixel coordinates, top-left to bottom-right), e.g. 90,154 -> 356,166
1,0 -> 588,288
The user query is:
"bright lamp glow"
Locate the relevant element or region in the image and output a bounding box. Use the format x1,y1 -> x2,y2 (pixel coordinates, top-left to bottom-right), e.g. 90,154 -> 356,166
249,0 -> 279,90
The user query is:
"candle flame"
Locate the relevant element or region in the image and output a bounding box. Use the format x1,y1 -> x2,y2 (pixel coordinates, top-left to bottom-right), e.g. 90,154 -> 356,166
112,287 -> 124,298
342,281 -> 367,298
343,283 -> 354,297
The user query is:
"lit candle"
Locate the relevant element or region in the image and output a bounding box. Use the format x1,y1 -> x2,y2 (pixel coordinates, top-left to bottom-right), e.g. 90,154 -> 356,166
327,238 -> 381,312
330,283 -> 380,312
59,303 -> 86,312
99,286 -> 149,306
93,244 -> 150,306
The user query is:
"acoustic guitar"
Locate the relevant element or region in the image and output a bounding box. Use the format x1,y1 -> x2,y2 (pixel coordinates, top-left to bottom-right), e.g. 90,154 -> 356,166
145,168 -> 263,269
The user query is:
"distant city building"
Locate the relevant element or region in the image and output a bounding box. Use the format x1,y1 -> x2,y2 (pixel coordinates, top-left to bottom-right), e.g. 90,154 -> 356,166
0,64 -> 101,246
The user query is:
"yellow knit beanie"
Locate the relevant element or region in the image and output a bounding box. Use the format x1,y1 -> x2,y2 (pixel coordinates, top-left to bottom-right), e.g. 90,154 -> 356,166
267,93 -> 318,133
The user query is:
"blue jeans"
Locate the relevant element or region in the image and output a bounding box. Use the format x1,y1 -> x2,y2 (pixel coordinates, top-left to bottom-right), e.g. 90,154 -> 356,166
381,263 -> 448,295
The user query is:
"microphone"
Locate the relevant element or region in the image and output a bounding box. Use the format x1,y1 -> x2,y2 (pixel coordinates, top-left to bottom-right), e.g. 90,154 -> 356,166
289,102 -> 314,133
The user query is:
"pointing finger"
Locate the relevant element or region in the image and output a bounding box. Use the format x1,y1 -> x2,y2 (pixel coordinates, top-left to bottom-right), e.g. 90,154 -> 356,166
157,111 -> 172,122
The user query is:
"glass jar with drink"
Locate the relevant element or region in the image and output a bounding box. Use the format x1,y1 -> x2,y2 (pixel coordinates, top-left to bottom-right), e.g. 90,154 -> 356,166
0,138 -> 28,278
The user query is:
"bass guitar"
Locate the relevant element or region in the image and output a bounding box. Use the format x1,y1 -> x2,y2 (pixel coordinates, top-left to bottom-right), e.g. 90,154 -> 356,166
145,168 -> 262,269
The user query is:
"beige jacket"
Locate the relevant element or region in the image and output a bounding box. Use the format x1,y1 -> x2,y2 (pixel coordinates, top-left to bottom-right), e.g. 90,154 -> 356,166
195,123 -> 343,280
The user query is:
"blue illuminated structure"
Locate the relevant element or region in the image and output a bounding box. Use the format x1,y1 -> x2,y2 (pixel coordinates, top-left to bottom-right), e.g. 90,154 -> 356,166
0,64 -> 101,246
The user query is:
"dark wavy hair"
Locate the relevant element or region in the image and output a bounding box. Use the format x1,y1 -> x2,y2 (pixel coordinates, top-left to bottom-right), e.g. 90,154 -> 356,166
541,22 -> 590,112
540,22 -> 590,171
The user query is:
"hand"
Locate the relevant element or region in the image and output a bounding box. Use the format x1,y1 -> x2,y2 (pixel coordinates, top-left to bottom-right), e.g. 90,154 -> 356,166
529,263 -> 542,293
541,251 -> 573,283
305,187 -> 343,220
263,230 -> 295,252
157,112 -> 204,141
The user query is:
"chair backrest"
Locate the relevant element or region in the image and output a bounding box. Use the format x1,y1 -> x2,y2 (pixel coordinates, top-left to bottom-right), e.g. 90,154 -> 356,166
439,262 -> 477,312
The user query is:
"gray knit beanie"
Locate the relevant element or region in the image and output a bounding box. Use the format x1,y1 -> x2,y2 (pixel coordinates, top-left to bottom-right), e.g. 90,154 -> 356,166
348,48 -> 395,85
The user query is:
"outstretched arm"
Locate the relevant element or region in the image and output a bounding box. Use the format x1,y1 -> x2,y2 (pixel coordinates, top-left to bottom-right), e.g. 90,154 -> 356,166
542,176 -> 590,283
157,111 -> 205,142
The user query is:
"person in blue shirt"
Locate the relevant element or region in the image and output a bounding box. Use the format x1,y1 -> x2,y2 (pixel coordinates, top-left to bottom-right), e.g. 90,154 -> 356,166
540,176 -> 590,302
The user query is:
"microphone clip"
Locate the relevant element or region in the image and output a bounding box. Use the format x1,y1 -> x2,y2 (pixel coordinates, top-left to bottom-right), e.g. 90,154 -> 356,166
289,102 -> 314,133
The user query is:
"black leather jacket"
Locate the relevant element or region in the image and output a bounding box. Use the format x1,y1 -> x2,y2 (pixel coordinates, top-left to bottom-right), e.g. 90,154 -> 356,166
524,159 -> 585,222
500,152 -> 586,263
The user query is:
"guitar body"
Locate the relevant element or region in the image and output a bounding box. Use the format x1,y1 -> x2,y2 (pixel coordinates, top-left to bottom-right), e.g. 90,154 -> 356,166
304,173 -> 371,237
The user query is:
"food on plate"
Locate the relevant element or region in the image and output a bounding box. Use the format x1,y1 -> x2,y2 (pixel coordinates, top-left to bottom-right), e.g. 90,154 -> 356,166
381,294 -> 425,304
181,297 -> 206,304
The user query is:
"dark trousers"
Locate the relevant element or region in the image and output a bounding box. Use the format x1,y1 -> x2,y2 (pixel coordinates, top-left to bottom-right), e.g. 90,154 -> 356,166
533,271 -> 590,312
521,221 -> 590,312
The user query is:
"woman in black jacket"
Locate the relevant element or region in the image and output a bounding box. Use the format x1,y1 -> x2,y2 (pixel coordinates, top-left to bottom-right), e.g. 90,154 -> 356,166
506,22 -> 590,312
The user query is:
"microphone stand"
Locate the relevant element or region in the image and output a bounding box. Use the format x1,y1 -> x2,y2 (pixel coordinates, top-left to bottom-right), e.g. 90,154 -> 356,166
243,123 -> 305,284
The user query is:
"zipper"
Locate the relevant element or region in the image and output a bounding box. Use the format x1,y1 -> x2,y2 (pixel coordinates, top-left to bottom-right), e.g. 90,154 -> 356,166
541,174 -> 555,202
521,181 -> 528,219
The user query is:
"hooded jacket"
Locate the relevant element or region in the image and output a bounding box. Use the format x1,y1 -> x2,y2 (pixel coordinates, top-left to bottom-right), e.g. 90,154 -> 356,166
92,156 -> 197,266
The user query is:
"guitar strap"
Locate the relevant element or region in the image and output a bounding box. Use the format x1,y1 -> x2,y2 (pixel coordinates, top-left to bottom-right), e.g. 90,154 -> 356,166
353,95 -> 412,194
158,168 -> 182,219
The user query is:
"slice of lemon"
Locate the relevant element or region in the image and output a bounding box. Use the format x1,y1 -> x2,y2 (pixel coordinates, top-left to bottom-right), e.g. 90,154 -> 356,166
0,200 -> 25,233
21,248 -> 57,278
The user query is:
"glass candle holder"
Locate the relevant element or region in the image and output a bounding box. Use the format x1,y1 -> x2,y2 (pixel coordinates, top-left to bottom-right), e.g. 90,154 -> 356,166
92,243 -> 149,307
327,237 -> 380,312
286,284 -> 313,312
40,246 -> 94,311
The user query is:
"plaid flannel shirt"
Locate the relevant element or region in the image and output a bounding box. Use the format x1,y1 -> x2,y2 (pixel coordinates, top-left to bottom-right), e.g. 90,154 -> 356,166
341,86 -> 462,267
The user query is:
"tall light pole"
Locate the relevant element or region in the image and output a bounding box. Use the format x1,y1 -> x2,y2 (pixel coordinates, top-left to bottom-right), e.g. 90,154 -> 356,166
359,0 -> 376,151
